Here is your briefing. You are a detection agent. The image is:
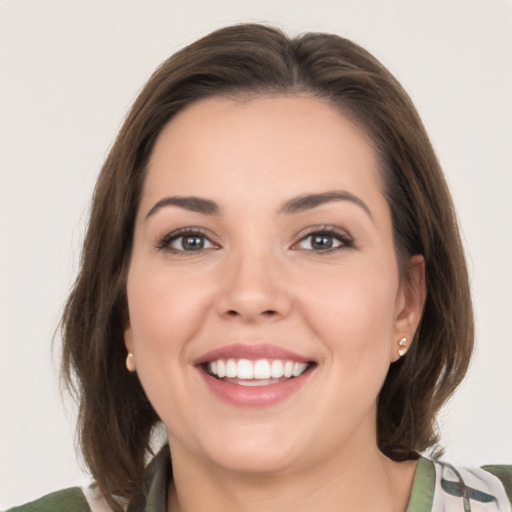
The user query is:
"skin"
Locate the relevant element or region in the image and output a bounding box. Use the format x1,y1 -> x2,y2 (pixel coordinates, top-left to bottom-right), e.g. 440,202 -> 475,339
124,96 -> 426,512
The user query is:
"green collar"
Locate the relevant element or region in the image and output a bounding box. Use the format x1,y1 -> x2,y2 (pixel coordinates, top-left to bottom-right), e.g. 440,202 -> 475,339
144,449 -> 436,512
143,446 -> 172,512
406,458 -> 435,512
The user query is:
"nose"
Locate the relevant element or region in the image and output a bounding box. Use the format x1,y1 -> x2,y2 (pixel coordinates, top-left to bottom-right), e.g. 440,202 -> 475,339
215,250 -> 292,323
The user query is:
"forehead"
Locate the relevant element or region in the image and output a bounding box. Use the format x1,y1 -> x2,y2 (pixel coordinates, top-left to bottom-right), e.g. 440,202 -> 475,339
142,95 -> 384,213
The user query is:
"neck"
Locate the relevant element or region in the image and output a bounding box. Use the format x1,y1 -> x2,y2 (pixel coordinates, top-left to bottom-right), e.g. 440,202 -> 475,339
166,441 -> 417,512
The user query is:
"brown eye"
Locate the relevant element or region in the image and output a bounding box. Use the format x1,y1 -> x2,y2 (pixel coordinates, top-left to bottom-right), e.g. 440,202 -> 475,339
310,234 -> 335,250
156,230 -> 217,253
294,229 -> 352,252
180,234 -> 207,251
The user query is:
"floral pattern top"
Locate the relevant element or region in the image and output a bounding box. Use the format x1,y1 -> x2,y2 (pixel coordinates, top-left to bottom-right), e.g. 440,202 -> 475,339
408,458 -> 512,511
5,448 -> 512,512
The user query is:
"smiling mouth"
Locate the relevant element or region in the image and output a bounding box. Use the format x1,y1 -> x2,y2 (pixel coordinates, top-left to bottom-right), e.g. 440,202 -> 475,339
202,358 -> 315,386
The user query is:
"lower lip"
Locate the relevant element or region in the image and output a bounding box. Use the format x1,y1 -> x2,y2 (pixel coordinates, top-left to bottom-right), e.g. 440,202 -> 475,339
198,368 -> 313,407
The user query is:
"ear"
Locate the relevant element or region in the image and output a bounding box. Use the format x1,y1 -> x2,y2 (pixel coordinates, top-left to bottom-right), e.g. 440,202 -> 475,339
123,318 -> 137,372
124,316 -> 134,353
390,255 -> 426,362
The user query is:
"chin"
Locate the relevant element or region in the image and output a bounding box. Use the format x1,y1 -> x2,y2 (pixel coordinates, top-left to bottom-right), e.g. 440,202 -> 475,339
206,443 -> 298,476
180,423 -> 305,476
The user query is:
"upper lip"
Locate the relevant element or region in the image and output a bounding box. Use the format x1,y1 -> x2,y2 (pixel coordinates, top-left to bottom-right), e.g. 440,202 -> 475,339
193,343 -> 312,365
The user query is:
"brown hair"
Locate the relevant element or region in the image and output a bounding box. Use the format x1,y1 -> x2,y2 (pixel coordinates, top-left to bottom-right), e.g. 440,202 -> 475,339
61,23 -> 473,510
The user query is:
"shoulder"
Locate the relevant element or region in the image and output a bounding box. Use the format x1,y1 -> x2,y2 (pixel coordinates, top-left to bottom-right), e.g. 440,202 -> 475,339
4,487 -> 91,512
438,461 -> 512,506
3,446 -> 171,512
409,458 -> 512,511
480,464 -> 512,503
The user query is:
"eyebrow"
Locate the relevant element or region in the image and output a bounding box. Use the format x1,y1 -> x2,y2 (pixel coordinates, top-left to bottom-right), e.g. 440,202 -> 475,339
145,190 -> 372,220
145,196 -> 221,219
277,190 -> 373,219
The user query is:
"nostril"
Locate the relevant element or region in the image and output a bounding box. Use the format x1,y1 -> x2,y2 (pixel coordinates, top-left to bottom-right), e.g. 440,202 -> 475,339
224,309 -> 277,318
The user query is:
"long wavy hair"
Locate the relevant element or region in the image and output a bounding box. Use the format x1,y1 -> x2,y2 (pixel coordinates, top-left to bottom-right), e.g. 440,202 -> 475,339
61,23 -> 473,511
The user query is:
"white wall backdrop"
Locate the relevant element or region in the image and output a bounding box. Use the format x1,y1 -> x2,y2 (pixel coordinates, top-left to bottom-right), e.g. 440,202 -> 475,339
1,0 -> 511,508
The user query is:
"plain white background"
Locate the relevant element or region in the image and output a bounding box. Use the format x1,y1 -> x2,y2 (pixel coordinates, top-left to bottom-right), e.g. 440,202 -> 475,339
1,0 -> 511,508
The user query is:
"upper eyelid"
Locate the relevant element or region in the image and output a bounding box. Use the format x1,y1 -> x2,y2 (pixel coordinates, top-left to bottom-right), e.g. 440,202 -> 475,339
293,225 -> 353,241
290,226 -> 354,251
155,227 -> 219,249
154,224 -> 353,250
159,226 -> 214,238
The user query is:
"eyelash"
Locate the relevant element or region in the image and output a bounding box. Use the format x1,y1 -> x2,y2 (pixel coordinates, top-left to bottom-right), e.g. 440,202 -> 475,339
154,227 -> 218,254
291,226 -> 354,253
154,226 -> 353,255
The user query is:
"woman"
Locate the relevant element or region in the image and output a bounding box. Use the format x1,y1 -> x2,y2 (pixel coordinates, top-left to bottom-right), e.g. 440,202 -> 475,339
7,23 -> 511,512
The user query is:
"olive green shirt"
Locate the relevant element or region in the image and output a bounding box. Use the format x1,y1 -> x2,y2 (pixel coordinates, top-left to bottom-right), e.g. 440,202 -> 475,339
5,449 -> 512,512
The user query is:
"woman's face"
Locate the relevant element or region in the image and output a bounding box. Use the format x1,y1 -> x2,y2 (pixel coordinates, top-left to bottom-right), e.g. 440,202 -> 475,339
125,96 -> 424,474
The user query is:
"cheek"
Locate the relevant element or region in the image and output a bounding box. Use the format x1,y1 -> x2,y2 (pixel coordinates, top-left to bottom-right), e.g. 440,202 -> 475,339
297,261 -> 399,362
282,261 -> 400,448
124,264 -> 212,427
125,263 -> 211,357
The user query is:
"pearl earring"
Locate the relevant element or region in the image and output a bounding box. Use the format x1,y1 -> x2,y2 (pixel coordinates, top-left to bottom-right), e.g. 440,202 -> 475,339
398,337 -> 408,357
126,352 -> 136,372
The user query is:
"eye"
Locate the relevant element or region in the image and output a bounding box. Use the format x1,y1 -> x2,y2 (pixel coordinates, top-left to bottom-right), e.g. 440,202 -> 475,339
173,234 -> 213,251
155,229 -> 218,253
293,228 -> 352,253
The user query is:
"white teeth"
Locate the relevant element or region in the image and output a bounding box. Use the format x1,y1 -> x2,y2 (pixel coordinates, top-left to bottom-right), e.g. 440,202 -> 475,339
254,359 -> 271,379
237,359 -> 254,379
207,358 -> 309,381
271,360 -> 284,378
293,362 -> 307,377
217,360 -> 226,378
237,379 -> 275,387
225,359 -> 237,378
